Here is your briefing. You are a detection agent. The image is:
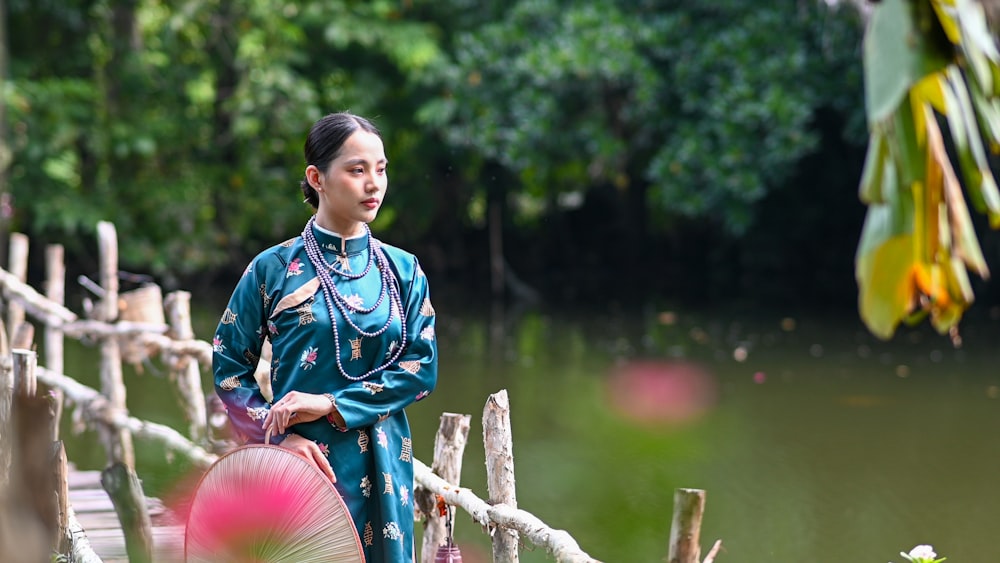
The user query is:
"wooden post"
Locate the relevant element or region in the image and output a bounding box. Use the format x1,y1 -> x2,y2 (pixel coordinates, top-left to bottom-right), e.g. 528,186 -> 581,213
484,389 -> 519,562
96,221 -> 134,467
164,290 -> 208,443
0,319 -> 11,489
668,488 -> 706,563
101,462 -> 154,563
53,441 -> 70,554
45,245 -> 66,440
4,394 -> 60,562
12,348 -> 37,398
5,232 -> 27,347
419,412 -> 471,563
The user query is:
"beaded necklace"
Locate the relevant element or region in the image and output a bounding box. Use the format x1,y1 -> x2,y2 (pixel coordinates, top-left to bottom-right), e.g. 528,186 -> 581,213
301,216 -> 407,381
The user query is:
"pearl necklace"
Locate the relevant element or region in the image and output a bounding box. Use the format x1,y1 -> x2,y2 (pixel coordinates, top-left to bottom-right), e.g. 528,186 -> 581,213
301,217 -> 407,381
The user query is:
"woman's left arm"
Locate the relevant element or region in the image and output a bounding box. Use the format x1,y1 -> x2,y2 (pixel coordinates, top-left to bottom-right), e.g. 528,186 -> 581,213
326,256 -> 438,431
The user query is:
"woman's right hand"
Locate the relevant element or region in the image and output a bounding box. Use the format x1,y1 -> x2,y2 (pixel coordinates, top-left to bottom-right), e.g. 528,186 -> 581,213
277,433 -> 336,483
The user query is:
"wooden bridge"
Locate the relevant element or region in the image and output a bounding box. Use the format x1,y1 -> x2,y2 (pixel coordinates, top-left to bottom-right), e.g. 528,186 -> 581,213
0,221 -> 719,563
68,467 -> 183,562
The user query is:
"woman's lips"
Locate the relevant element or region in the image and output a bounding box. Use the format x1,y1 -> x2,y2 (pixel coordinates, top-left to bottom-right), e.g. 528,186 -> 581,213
362,199 -> 379,209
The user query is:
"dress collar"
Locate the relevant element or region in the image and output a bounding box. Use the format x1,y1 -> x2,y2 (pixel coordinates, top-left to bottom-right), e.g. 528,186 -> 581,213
311,222 -> 369,256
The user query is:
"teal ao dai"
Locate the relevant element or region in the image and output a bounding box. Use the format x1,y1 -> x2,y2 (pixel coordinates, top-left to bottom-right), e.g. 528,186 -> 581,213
212,222 -> 438,562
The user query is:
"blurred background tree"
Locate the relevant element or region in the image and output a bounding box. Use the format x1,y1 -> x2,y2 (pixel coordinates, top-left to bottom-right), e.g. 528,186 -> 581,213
9,0 -> 982,323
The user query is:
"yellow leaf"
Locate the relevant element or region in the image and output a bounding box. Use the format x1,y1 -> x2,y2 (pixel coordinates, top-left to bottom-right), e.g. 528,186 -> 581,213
912,73 -> 948,114
930,0 -> 961,44
857,233 -> 917,340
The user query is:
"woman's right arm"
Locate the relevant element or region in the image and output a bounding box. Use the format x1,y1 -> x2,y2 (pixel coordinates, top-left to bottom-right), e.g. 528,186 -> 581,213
212,257 -> 275,444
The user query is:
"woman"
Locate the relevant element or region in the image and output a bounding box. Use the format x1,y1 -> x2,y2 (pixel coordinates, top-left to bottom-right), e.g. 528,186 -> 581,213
212,112 -> 438,562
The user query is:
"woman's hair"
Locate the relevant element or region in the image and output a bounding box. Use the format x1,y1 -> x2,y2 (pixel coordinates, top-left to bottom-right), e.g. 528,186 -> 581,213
300,112 -> 382,209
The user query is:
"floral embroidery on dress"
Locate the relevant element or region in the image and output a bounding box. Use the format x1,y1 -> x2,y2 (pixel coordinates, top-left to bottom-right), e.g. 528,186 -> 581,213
376,426 -> 389,449
383,340 -> 398,359
361,476 -> 372,498
349,337 -> 363,360
258,284 -> 270,309
300,347 -> 318,370
345,293 -> 364,309
362,381 -> 384,395
219,375 -> 240,391
415,390 -> 430,401
212,335 -> 226,353
420,326 -> 435,341
220,308 -> 238,325
382,472 -> 394,495
246,406 -> 268,421
286,258 -> 304,277
242,263 -> 253,277
383,521 -> 403,542
399,437 -> 412,462
295,298 -> 316,326
419,297 -> 435,316
267,320 -> 278,336
363,522 -> 374,547
400,485 -> 409,506
335,254 -> 351,272
399,360 -> 421,374
242,349 -> 258,365
317,442 -> 330,456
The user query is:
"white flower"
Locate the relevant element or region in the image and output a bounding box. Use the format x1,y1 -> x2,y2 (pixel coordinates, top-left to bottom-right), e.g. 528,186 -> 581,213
901,545 -> 939,562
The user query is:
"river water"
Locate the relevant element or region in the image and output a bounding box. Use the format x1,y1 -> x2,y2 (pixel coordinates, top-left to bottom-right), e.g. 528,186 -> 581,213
59,298 -> 1000,562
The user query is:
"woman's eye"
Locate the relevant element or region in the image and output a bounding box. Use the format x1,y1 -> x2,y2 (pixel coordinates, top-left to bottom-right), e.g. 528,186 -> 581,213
377,167 -> 387,175
351,168 -> 364,174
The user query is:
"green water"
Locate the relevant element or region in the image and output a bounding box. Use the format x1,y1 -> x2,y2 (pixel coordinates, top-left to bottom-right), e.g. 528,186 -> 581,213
59,300 -> 1000,562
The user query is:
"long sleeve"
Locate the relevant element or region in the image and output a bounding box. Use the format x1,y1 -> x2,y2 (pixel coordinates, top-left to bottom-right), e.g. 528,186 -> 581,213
330,256 -> 438,430
212,257 -> 273,444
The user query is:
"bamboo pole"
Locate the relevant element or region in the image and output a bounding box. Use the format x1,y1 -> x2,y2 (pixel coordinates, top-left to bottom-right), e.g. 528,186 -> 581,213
5,232 -> 27,347
101,462 -> 153,563
702,539 -> 723,563
36,366 -> 219,470
53,440 -> 70,553
484,389 -> 519,562
0,320 -> 11,489
668,488 -> 706,563
11,348 -> 36,398
3,394 -> 58,562
419,412 -> 471,563
164,290 -> 208,443
65,505 -> 104,563
11,321 -> 32,350
96,221 -> 134,468
414,459 -> 600,563
0,264 -> 78,326
45,245 -> 65,441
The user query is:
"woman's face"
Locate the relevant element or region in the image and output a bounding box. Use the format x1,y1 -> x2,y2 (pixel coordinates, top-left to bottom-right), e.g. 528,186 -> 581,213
307,129 -> 388,237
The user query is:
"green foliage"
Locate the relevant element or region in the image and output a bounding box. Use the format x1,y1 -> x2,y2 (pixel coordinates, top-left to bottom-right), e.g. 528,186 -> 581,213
4,0 -> 867,285
420,0 -> 865,234
6,0 -> 443,276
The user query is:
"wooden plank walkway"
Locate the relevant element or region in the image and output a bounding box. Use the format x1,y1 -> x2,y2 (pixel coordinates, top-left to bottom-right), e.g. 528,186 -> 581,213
68,466 -> 184,562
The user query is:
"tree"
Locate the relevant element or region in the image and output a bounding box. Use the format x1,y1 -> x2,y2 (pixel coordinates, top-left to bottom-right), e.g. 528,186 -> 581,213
5,0 -> 443,279
415,0 -> 864,296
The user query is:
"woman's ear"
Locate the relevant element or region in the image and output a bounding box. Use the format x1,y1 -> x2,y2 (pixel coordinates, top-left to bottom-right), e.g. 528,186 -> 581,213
305,165 -> 323,191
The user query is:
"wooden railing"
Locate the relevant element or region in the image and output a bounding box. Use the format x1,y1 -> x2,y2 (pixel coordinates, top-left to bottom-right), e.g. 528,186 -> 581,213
0,221 -> 720,563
